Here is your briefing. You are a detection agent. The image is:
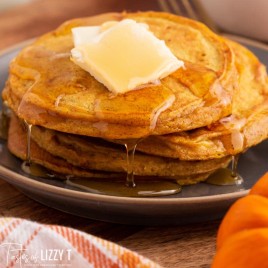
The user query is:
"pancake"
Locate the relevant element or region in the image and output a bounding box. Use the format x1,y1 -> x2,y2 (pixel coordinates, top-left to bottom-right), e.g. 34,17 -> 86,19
27,117 -> 230,177
2,12 -> 238,139
134,40 -> 268,160
8,114 -> 218,185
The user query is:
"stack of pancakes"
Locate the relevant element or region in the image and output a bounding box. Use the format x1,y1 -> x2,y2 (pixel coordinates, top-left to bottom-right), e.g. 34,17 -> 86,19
3,12 -> 268,185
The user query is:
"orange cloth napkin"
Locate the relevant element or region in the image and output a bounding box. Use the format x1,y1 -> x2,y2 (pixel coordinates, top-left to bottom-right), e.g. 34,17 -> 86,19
0,218 -> 161,268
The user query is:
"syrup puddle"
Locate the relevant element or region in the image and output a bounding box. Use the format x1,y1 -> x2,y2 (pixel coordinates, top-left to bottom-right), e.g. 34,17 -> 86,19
206,168 -> 243,186
21,162 -> 55,178
66,178 -> 181,197
206,155 -> 243,186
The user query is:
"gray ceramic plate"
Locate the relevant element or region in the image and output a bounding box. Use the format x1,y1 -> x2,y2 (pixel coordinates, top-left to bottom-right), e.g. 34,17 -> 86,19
0,37 -> 267,225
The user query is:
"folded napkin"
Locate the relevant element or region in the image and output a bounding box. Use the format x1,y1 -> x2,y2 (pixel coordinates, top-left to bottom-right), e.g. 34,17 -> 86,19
0,218 -> 161,268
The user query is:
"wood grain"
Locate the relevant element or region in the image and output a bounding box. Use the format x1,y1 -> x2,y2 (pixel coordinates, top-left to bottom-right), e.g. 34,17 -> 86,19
0,1 -> 219,267
0,0 -> 160,50
120,222 -> 219,268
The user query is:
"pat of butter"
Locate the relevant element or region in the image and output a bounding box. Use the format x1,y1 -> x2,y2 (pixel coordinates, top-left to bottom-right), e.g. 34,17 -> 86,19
71,19 -> 184,94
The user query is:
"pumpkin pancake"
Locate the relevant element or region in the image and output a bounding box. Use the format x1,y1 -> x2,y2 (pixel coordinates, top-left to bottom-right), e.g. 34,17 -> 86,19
8,114 -> 221,185
27,117 -> 230,178
2,12 -> 238,139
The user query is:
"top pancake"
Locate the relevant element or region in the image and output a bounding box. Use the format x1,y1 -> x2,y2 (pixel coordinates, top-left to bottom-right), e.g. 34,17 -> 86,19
2,12 -> 237,139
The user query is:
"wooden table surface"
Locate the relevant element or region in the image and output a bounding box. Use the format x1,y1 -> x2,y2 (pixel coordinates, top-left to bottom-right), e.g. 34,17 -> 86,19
0,1 -> 220,267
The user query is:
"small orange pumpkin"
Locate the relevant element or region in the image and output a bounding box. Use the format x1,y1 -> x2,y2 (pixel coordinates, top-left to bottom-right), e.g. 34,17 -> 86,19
250,172 -> 268,197
213,228 -> 268,268
217,194 -> 268,249
212,172 -> 268,267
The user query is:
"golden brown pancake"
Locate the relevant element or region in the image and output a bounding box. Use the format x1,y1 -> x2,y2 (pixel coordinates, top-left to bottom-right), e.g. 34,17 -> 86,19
27,117 -> 230,177
8,114 -> 220,184
2,12 -> 238,139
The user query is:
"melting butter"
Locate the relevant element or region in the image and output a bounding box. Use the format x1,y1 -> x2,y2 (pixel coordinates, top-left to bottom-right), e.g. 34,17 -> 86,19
71,19 -> 184,94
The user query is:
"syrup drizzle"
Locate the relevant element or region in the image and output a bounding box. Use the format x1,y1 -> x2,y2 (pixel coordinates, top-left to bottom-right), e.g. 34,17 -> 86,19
231,154 -> 239,177
21,121 -> 55,178
232,154 -> 243,186
125,142 -> 138,188
149,94 -> 175,131
24,120 -> 32,164
21,120 -> 33,175
219,115 -> 246,154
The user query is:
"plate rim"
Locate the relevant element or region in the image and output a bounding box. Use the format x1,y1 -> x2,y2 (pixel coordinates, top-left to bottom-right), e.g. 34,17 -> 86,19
1,36 -> 266,205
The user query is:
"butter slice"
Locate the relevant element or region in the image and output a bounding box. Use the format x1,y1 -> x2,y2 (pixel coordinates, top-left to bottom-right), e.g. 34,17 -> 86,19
71,19 -> 184,94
